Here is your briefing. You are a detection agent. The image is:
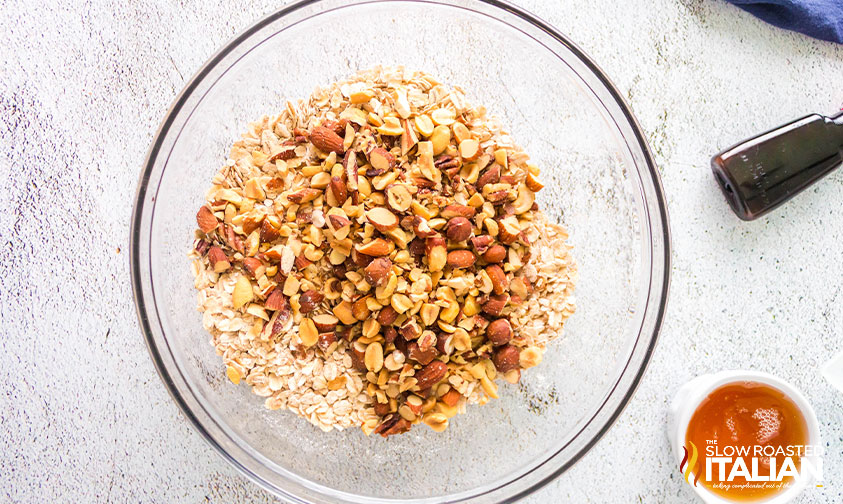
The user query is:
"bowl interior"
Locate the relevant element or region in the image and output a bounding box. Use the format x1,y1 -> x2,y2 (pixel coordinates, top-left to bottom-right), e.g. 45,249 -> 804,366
134,1 -> 668,502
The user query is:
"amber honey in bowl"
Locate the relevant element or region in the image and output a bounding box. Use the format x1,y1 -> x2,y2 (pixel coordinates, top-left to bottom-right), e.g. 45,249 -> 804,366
683,381 -> 810,502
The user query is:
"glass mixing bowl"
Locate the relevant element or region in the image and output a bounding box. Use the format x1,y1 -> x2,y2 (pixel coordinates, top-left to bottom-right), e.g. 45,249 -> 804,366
130,0 -> 671,501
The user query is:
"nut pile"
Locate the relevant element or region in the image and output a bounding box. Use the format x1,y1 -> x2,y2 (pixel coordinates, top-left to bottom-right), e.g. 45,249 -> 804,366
191,67 -> 576,436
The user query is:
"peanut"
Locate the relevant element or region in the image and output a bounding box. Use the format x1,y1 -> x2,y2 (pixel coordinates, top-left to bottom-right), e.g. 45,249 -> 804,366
430,125 -> 451,155
298,318 -> 318,347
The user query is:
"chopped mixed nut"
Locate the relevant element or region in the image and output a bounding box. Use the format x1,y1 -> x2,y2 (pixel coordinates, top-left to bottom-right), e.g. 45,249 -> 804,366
190,67 -> 577,436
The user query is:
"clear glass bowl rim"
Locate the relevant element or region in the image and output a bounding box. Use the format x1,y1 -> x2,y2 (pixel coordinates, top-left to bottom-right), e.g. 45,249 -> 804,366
130,0 -> 672,502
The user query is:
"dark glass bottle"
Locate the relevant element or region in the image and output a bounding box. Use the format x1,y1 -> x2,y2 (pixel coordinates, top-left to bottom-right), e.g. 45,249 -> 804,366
711,111 -> 843,220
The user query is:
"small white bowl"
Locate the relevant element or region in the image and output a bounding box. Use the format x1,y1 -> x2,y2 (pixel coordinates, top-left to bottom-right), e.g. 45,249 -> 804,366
668,370 -> 822,504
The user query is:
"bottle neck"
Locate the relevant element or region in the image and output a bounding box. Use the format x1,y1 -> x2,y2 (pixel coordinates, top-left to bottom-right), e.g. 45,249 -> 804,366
712,112 -> 843,220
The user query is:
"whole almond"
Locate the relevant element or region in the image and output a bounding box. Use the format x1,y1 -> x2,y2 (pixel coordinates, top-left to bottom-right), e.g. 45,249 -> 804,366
366,207 -> 399,232
486,318 -> 512,346
310,126 -> 345,154
492,345 -> 520,372
446,217 -> 472,242
482,244 -> 507,263
299,290 -> 324,314
364,256 -> 392,286
447,249 -> 476,269
485,264 -> 508,294
196,205 -> 218,233
415,360 -> 448,389
440,204 -> 476,219
208,246 -> 230,273
482,293 -> 509,317
330,176 -> 348,205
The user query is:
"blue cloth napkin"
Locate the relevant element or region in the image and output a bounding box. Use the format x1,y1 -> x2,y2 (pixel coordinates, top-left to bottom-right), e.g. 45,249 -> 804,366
727,0 -> 843,43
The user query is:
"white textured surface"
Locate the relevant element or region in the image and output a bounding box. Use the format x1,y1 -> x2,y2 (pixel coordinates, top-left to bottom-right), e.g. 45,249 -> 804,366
1,0 -> 842,502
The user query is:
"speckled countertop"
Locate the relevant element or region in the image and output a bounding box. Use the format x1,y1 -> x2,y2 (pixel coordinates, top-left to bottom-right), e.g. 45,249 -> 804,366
1,0 -> 842,502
